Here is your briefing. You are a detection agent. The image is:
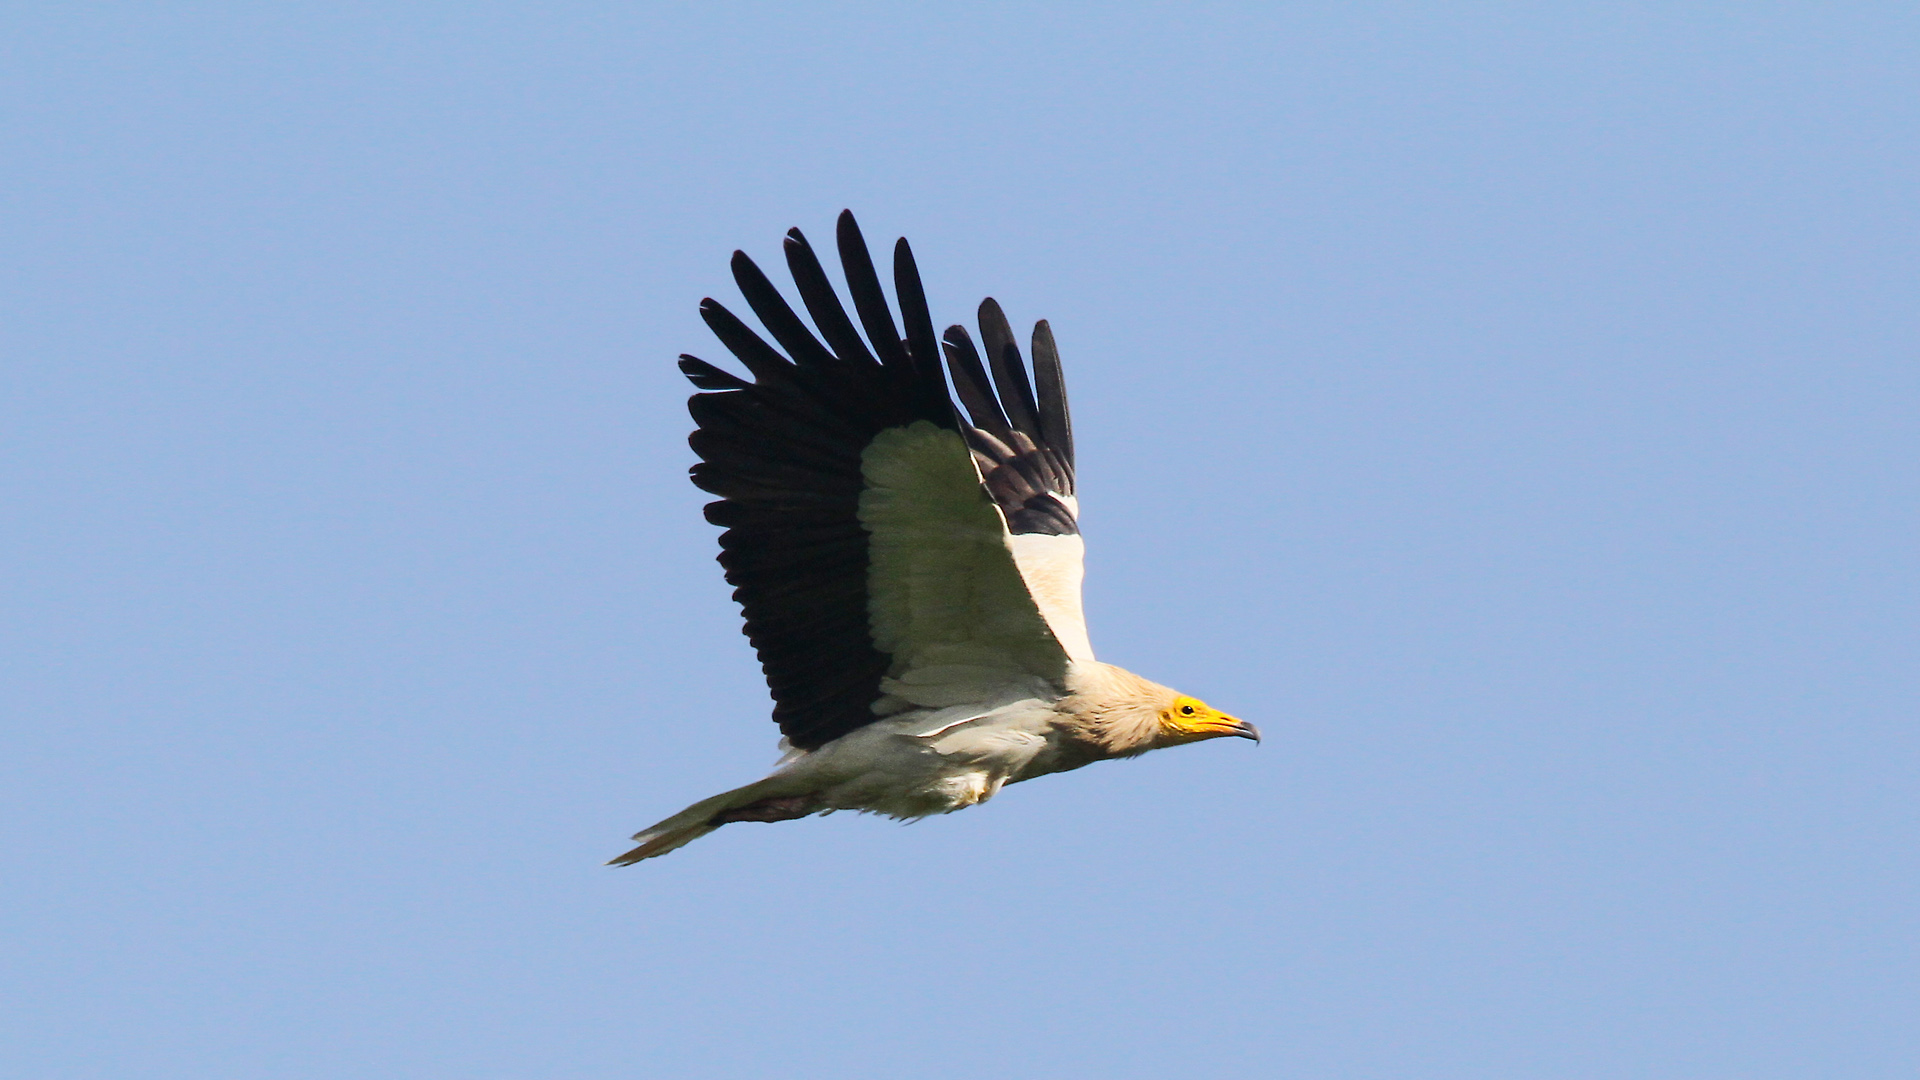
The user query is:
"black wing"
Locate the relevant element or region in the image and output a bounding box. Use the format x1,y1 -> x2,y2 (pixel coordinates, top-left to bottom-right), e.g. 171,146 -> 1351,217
941,302 -> 1078,537
681,211 -> 955,751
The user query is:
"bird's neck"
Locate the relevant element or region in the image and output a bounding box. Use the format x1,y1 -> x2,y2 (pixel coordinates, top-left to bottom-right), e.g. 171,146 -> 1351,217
1057,660 -> 1171,757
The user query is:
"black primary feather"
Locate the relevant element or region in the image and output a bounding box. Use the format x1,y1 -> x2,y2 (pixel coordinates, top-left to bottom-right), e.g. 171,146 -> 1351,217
681,212 -> 955,751
1029,320 -> 1074,472
784,228 -> 879,370
834,211 -> 911,376
976,298 -> 1043,441
679,356 -> 750,391
939,325 -> 1014,438
944,306 -> 1078,537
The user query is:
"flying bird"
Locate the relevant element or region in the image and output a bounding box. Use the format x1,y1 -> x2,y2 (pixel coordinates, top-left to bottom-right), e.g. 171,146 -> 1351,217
611,211 -> 1256,864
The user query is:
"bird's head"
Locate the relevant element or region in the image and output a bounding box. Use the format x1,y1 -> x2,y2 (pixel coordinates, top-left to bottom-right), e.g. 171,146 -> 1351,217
1060,662 -> 1261,756
1157,694 -> 1261,746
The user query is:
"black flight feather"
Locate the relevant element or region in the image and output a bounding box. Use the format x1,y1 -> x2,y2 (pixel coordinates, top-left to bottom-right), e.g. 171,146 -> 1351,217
730,251 -> 839,370
893,238 -> 955,426
784,229 -> 879,370
834,211 -> 910,375
943,304 -> 1080,537
1029,320 -> 1074,472
679,355 -> 750,391
680,211 -> 966,751
940,325 -> 1014,438
976,298 -> 1043,440
698,299 -> 792,384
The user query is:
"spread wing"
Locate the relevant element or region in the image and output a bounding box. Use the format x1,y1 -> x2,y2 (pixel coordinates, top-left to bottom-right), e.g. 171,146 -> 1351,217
679,211 -> 1092,751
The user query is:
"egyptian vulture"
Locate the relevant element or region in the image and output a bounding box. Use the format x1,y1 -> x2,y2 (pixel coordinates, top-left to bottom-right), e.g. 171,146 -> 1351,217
611,211 -> 1256,865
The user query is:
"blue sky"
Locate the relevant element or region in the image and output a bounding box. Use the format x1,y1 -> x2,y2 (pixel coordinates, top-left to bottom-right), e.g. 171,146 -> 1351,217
4,4 -> 1915,1077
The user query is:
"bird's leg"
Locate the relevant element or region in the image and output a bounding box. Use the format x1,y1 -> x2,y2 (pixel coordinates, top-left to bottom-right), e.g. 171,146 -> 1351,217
709,794 -> 819,824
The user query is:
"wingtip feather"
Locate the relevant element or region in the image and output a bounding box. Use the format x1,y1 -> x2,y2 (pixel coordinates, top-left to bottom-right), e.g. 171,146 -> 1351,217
679,354 -> 750,390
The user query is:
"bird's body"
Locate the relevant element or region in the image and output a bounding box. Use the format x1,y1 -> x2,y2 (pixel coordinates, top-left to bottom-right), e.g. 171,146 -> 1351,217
611,213 -> 1255,865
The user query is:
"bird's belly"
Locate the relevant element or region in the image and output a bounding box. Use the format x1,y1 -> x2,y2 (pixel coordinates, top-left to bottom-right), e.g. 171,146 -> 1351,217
823,765 -> 1001,819
808,746 -> 1004,819
793,720 -> 1050,820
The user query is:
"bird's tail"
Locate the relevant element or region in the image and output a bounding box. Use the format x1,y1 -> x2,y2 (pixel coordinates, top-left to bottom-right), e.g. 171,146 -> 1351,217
606,776 -> 790,866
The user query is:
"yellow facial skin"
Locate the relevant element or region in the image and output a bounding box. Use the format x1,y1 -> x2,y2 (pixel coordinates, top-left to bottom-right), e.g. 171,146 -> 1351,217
1159,695 -> 1261,744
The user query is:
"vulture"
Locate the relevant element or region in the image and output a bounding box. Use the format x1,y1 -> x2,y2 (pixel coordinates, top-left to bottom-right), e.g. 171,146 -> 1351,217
611,211 -> 1257,865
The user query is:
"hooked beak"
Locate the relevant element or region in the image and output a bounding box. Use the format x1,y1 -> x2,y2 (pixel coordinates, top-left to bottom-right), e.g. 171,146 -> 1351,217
1218,716 -> 1262,744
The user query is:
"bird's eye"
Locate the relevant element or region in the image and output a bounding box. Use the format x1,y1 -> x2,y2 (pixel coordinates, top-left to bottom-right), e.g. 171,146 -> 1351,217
1179,704 -> 1196,716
